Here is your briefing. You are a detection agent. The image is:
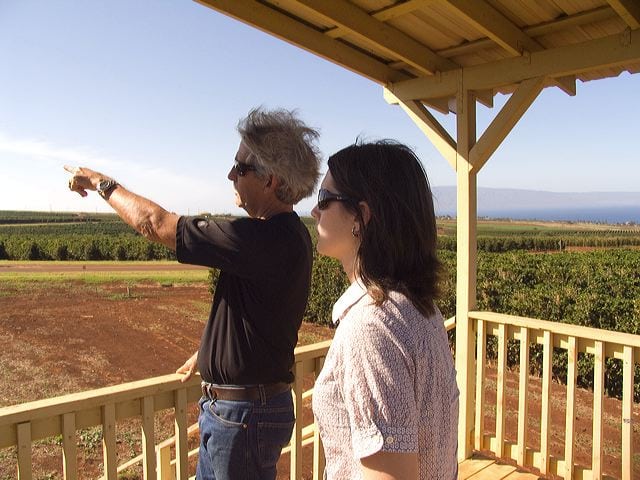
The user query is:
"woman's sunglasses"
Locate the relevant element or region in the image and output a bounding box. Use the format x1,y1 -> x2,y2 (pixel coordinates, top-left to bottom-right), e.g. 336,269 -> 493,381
232,161 -> 258,177
317,188 -> 356,210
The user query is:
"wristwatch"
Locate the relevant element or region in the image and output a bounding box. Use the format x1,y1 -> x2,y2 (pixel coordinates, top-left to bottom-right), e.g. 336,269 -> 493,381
96,178 -> 118,199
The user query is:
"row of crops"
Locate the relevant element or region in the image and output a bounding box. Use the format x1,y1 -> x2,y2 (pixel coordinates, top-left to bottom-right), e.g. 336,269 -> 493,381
302,249 -> 640,401
1,213 -> 639,259
1,210 -> 640,399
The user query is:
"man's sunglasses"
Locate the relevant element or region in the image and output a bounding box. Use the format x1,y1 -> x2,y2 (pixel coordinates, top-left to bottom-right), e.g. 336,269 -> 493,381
233,161 -> 258,177
317,188 -> 356,210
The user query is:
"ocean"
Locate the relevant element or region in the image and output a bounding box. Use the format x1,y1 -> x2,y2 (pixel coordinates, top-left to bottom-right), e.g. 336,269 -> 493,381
470,207 -> 640,224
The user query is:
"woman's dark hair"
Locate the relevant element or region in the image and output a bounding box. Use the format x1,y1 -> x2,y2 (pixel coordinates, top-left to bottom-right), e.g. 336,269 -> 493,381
328,140 -> 442,316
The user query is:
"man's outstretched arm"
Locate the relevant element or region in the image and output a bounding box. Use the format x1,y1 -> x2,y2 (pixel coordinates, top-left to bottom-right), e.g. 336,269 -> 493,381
65,165 -> 179,250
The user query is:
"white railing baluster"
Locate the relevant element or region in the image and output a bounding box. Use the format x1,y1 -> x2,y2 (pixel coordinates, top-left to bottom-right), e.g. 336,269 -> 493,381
142,396 -> 156,478
102,403 -> 117,480
312,356 -> 326,480
291,360 -> 304,480
564,336 -> 577,480
17,422 -> 32,480
496,323 -> 507,457
622,345 -> 634,480
592,341 -> 605,479
517,327 -> 529,466
474,319 -> 486,450
62,412 -> 77,480
540,330 -> 552,475
174,388 -> 189,480
156,444 -> 172,480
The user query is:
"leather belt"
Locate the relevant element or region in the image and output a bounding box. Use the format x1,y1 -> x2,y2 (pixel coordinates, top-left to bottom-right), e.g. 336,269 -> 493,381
201,381 -> 291,401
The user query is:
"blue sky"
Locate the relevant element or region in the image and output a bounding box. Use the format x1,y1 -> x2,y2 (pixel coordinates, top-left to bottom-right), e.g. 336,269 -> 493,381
1,0 -> 638,215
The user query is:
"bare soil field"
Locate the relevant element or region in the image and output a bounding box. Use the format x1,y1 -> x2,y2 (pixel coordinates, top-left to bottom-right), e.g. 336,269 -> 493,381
0,266 -> 638,479
0,275 -> 332,479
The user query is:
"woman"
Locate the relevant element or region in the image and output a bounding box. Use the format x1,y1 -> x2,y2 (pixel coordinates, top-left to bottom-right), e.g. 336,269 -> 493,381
311,140 -> 459,480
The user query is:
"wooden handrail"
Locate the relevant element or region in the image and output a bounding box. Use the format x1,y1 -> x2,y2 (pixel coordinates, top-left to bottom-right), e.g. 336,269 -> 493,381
470,310 -> 640,349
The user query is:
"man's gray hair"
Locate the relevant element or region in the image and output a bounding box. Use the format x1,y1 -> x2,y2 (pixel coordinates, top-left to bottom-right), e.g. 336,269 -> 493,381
237,107 -> 321,205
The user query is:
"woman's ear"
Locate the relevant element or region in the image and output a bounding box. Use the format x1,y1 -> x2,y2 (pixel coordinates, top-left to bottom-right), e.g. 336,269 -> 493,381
358,201 -> 371,226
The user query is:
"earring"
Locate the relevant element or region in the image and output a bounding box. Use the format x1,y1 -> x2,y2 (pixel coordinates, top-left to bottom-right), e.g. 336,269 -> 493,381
351,225 -> 359,238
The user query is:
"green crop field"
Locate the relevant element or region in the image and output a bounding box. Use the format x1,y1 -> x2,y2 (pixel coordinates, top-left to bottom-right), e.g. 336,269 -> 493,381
1,210 -> 639,400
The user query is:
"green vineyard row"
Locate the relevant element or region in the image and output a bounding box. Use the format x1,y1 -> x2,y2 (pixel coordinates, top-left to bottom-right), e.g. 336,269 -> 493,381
300,249 -> 640,401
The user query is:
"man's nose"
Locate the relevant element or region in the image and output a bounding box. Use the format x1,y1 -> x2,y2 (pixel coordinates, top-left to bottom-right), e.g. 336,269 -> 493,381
228,166 -> 236,181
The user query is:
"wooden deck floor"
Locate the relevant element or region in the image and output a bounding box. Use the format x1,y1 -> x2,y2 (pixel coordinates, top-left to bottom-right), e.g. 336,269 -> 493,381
459,455 -> 542,480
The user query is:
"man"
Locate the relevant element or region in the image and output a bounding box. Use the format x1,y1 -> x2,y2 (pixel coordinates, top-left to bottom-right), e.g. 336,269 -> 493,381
65,107 -> 321,479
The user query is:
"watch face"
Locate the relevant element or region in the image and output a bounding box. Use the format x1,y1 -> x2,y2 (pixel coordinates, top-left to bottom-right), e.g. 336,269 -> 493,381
97,179 -> 115,195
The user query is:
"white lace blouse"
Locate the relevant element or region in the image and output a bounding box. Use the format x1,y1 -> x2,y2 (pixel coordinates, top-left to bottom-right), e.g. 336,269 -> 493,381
312,282 -> 459,480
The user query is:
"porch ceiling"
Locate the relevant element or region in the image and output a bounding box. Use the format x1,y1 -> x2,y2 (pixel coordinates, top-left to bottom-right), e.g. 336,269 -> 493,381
195,0 -> 640,109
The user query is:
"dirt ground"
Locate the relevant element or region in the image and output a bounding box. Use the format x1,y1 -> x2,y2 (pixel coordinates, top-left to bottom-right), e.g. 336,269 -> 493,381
0,272 -> 638,479
0,277 -> 332,479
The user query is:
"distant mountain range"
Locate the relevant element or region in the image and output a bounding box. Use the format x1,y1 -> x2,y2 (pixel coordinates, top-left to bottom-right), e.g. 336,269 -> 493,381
431,187 -> 640,223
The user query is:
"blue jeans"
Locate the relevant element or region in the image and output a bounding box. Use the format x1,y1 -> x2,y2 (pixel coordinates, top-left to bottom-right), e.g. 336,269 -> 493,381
196,389 -> 295,480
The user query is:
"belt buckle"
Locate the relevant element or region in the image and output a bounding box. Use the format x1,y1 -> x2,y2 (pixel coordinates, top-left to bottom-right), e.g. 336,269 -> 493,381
202,382 -> 217,401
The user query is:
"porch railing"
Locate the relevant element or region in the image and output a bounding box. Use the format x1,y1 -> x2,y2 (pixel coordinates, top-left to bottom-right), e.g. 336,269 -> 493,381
469,311 -> 639,480
0,340 -> 331,480
6,313 -> 635,480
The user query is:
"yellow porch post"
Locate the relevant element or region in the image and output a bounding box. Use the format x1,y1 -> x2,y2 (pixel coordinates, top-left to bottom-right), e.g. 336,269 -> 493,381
455,89 -> 477,461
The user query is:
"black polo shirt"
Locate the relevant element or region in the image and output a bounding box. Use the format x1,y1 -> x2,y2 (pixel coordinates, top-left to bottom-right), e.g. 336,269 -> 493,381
175,212 -> 313,385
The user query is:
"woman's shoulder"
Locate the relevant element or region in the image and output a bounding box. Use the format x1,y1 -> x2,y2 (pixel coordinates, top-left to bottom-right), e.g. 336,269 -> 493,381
344,290 -> 441,338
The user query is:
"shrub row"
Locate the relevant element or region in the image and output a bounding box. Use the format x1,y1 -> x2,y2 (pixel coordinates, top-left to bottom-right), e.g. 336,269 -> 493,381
438,234 -> 640,252
0,235 -> 174,261
294,249 -> 640,401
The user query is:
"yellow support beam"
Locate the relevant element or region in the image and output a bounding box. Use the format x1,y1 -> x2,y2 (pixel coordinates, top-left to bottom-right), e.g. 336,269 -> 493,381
389,28 -> 640,101
455,88 -> 477,461
609,0 -> 640,28
384,88 -> 457,170
470,76 -> 545,172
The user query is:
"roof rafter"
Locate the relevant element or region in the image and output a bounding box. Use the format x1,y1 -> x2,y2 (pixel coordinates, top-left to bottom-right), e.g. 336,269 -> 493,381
389,27 -> 640,102
195,0 -> 411,84
442,0 -> 575,95
294,0 -> 457,76
438,6 -> 616,58
608,0 -> 640,28
443,0 -> 539,56
325,0 -> 430,39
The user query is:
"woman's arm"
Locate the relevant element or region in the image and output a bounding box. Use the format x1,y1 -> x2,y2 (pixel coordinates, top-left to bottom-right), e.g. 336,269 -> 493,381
360,451 -> 418,480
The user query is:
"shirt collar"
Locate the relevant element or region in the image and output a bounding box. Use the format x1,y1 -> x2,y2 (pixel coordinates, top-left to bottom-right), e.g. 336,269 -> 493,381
331,280 -> 367,325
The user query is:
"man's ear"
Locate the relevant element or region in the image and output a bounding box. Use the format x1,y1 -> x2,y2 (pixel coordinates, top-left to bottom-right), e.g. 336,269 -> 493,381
358,201 -> 371,226
264,175 -> 277,192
